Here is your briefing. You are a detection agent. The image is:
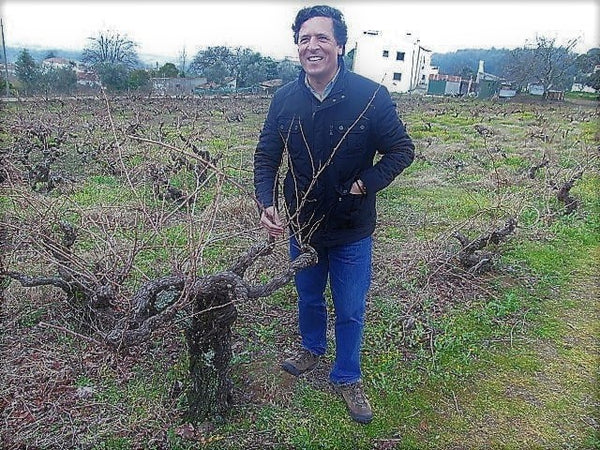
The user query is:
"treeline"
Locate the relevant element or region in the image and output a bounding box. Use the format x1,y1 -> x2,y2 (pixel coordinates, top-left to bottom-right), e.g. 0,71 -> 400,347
432,41 -> 600,91
2,29 -> 301,96
187,46 -> 299,88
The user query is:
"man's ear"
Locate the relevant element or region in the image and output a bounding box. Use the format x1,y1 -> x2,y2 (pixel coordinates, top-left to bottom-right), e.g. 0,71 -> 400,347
337,45 -> 343,56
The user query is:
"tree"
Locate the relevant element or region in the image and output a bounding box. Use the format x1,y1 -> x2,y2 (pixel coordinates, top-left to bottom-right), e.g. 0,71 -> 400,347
574,48 -> 600,89
233,48 -> 277,87
15,49 -> 39,94
586,70 -> 600,91
191,46 -> 279,87
157,62 -> 179,78
574,48 -> 600,74
39,66 -> 77,95
458,66 -> 476,80
0,74 -> 14,96
82,29 -> 140,69
178,46 -> 188,77
431,48 -> 512,78
96,62 -> 129,91
204,60 -> 230,86
190,46 -> 234,80
277,59 -> 300,84
505,35 -> 578,92
344,47 -> 355,70
128,69 -> 150,90
239,59 -> 274,87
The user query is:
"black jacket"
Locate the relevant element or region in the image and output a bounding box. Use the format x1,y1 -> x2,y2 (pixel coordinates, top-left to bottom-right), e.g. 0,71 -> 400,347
254,59 -> 414,247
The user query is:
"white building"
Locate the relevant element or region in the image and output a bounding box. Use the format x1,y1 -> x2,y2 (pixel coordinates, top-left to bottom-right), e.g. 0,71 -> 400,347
571,82 -> 597,94
41,57 -> 73,70
151,77 -> 208,96
352,30 -> 435,93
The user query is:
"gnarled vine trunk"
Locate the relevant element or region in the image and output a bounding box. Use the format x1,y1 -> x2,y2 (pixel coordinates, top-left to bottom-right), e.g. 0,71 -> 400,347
5,224 -> 317,423
185,276 -> 240,421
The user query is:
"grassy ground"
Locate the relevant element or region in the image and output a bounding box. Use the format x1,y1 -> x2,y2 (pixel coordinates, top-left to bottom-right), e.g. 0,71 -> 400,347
1,94 -> 598,449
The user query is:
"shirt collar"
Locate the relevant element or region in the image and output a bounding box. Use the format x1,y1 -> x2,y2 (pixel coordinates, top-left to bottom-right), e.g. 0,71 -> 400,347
304,66 -> 340,102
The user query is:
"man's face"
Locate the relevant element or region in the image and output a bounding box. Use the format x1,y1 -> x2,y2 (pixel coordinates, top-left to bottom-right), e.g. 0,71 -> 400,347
297,16 -> 343,85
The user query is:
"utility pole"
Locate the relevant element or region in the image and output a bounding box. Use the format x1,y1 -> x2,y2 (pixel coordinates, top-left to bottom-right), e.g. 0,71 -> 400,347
1,18 -> 9,97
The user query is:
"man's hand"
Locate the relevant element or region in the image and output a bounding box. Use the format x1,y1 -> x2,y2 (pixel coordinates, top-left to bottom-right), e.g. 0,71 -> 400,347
260,206 -> 284,238
350,179 -> 366,195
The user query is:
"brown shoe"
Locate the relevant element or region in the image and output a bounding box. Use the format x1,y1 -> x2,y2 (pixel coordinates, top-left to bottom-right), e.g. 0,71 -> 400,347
334,381 -> 373,424
281,348 -> 319,376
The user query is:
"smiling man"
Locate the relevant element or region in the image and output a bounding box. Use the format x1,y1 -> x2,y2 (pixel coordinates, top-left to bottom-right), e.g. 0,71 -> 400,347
296,15 -> 342,96
253,5 -> 414,424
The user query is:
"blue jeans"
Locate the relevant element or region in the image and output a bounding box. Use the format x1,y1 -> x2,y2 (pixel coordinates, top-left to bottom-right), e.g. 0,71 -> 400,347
290,235 -> 372,385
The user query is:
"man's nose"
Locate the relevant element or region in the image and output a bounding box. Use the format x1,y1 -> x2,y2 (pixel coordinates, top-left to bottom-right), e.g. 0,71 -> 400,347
307,37 -> 320,50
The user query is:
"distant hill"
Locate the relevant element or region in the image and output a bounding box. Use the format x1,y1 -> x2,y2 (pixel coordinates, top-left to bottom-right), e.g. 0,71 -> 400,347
4,46 -> 83,64
431,48 -> 512,78
3,46 -> 173,67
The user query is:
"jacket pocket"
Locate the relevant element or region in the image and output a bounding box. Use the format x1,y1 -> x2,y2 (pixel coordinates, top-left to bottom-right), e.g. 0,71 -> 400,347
329,188 -> 366,230
331,117 -> 370,158
278,117 -> 305,158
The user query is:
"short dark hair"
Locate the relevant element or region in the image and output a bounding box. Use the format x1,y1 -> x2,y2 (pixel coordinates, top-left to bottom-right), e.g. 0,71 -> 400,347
292,5 -> 348,55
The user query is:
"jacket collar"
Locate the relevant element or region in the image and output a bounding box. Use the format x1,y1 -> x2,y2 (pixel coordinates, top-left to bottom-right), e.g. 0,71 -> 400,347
297,56 -> 347,96
304,66 -> 340,101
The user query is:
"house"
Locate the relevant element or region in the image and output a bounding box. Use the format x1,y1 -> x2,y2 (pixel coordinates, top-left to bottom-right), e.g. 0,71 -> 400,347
352,30 -> 435,93
427,60 -> 515,99
69,63 -> 99,88
41,57 -> 74,70
473,60 -> 517,99
76,70 -> 100,87
427,74 -> 462,96
545,90 -> 565,100
151,77 -> 207,96
498,82 -> 517,98
426,74 -> 478,97
259,79 -> 283,95
222,77 -> 237,90
571,82 -> 597,94
0,63 -> 17,81
475,60 -> 505,99
192,76 -> 238,95
528,83 -> 545,96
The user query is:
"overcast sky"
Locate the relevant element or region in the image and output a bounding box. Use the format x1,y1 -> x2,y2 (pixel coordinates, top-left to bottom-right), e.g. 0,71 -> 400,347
1,1 -> 598,63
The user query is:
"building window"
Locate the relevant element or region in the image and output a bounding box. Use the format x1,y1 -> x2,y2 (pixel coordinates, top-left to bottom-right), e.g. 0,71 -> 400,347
396,51 -> 405,61
393,72 -> 402,81
382,50 -> 389,58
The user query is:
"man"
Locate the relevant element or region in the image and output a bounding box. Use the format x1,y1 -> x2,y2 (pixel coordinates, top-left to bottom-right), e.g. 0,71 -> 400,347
253,5 -> 414,424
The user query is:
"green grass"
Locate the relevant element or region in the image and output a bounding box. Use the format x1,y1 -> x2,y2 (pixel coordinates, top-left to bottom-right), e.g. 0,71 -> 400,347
409,124 -> 467,142
92,438 -> 132,450
70,177 -> 137,206
402,158 -> 433,176
17,306 -> 46,327
379,184 -> 495,239
500,155 -> 529,169
565,91 -> 599,101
